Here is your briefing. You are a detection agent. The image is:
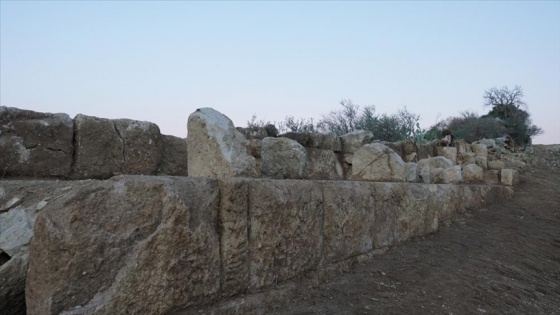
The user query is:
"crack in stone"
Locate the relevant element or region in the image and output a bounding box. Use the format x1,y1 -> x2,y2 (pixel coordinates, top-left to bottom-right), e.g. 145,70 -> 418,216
356,152 -> 385,175
112,122 -> 126,172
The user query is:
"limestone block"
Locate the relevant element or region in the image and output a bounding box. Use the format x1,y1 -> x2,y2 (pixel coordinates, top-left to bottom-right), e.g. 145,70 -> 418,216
351,143 -> 406,182
304,148 -> 344,180
260,137 -> 307,179
460,152 -> 477,166
473,138 -> 496,148
246,139 -> 262,158
218,179 -> 249,297
247,180 -> 323,290
488,160 -> 506,171
322,181 -> 376,262
463,164 -> 484,184
436,146 -> 457,164
310,132 -> 342,152
501,169 -> 519,186
417,156 -> 454,183
157,135 -> 188,176
0,106 -> 73,178
433,165 -> 463,184
484,170 -> 501,185
405,162 -> 418,182
402,140 -> 418,160
472,143 -> 488,157
340,130 -> 374,163
385,142 -> 404,160
187,108 -> 257,177
72,114 -> 125,179
236,124 -> 277,140
417,143 -> 435,159
26,176 -> 221,315
475,155 -> 488,170
113,119 -> 161,175
374,183 -> 439,245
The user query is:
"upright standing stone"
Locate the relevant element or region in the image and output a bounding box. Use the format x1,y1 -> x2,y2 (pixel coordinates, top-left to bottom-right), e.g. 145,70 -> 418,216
187,108 -> 257,177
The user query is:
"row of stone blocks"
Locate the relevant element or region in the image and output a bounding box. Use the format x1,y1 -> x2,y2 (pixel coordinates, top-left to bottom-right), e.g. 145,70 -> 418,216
3,175 -> 513,314
0,106 -> 188,179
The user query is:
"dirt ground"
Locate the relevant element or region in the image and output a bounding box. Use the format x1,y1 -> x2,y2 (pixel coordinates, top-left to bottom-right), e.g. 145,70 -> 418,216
273,146 -> 560,315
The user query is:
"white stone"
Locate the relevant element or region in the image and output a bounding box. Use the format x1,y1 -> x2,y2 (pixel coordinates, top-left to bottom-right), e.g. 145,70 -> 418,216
187,108 -> 257,177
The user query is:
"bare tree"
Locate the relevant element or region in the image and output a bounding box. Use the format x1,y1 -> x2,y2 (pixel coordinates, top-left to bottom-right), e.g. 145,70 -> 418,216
483,86 -> 526,119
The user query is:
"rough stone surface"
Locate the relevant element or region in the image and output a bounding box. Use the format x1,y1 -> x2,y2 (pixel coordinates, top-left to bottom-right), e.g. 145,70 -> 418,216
417,156 -> 455,184
247,180 -> 323,290
187,108 -> 257,177
488,160 -> 506,171
402,140 -> 418,162
485,170 -> 501,185
340,131 -> 374,163
475,156 -> 488,170
26,176 -> 221,315
352,143 -> 405,182
405,162 -> 418,182
434,165 -> 463,184
436,147 -> 458,165
157,135 -> 188,176
0,106 -> 73,178
501,169 -> 519,186
463,164 -> 484,184
322,181 -> 376,262
260,137 -> 307,179
472,143 -> 488,157
474,138 -> 496,148
460,152 -> 477,166
304,148 -> 344,180
72,114 -> 125,179
417,143 -> 435,160
0,180 -> 74,314
218,179 -> 249,297
282,132 -> 341,152
113,119 -> 161,175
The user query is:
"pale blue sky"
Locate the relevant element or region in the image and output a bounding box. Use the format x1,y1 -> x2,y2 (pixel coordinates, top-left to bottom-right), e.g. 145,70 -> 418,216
1,1 -> 559,143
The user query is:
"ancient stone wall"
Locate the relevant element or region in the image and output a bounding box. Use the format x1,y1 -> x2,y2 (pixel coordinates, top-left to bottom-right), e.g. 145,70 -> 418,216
1,176 -> 512,314
0,106 -> 531,314
0,106 -> 188,179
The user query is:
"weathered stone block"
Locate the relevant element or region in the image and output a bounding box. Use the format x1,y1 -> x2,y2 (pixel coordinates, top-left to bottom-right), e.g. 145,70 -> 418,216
472,143 -> 488,157
218,178 -> 249,297
405,162 -> 418,182
475,155 -> 488,170
0,106 -> 73,178
488,160 -> 505,171
463,164 -> 484,184
352,143 -> 405,182
247,180 -> 323,290
340,131 -> 373,163
417,143 -> 435,160
417,156 -> 454,183
304,148 -> 343,180
187,108 -> 257,177
501,169 -> 519,186
157,135 -> 188,176
433,165 -> 463,184
261,137 -> 307,179
72,114 -> 124,179
113,119 -> 161,175
484,170 -> 501,185
322,181 -> 376,262
436,146 -> 457,164
26,176 -> 221,315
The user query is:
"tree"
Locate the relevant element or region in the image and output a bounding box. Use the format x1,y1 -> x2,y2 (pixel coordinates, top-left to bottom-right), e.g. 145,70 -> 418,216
482,86 -> 542,145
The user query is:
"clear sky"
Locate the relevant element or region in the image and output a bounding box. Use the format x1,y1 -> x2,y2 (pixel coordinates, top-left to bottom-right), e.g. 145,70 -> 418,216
1,1 -> 559,144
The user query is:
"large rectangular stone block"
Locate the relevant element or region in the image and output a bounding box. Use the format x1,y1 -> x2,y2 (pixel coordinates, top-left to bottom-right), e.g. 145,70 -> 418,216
0,106 -> 73,178
247,180 -> 323,290
322,181 -> 376,262
26,176 -> 221,315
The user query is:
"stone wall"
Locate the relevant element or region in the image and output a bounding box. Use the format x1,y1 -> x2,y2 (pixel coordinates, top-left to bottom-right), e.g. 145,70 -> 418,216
0,106 -> 529,314
0,106 -> 188,179
0,176 -> 512,314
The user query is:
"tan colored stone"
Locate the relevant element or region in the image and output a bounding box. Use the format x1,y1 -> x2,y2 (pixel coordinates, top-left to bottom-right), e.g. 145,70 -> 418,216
157,135 -> 188,176
475,155 -> 488,169
433,165 -> 463,184
436,146 -> 457,164
463,164 -> 484,184
187,108 -> 257,177
417,156 -> 454,184
488,160 -> 505,170
472,143 -> 488,157
261,137 -> 307,179
247,180 -> 323,290
501,169 -> 519,186
304,148 -> 344,180
26,176 -> 221,315
340,131 -> 374,163
352,143 -> 405,182
405,162 -> 418,182
484,170 -> 501,185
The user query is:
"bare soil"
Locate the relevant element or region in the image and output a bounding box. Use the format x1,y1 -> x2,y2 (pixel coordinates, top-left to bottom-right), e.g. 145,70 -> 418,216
273,148 -> 560,314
